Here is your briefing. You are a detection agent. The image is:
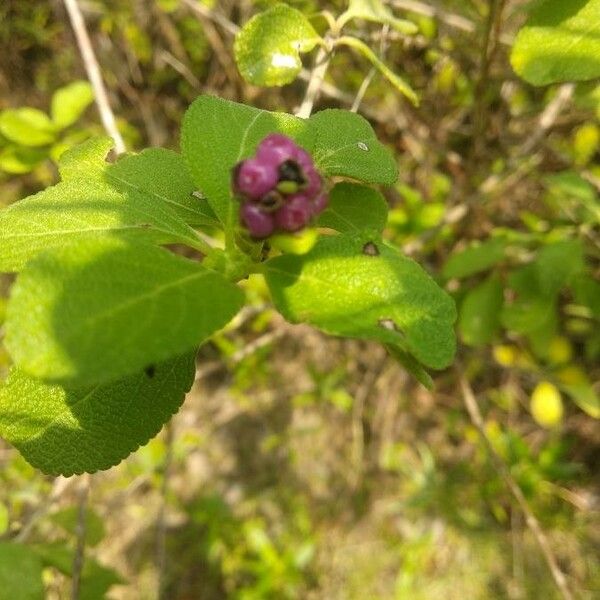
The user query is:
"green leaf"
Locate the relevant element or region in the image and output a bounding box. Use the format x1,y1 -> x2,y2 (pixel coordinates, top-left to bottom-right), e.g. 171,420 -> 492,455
108,148 -> 219,227
296,109 -> 398,185
562,382 -> 600,418
511,0 -> 600,85
264,234 -> 456,369
0,108 -> 56,147
51,81 -> 94,129
0,146 -> 47,174
573,274 -> 600,319
181,96 -> 397,225
181,95 -> 300,225
51,507 -> 105,546
0,137 -> 207,272
0,354 -> 195,475
317,182 -> 388,234
501,264 -> 556,334
0,543 -> 44,600
234,3 -> 321,86
535,240 -> 585,296
458,273 -> 504,346
443,238 -> 506,280
5,238 -> 243,385
386,343 -> 433,389
342,0 -> 418,34
335,36 -> 419,106
33,543 -> 124,599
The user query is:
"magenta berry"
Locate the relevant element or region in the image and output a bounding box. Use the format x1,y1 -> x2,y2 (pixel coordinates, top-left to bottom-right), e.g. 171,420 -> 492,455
235,158 -> 279,199
240,202 -> 275,238
257,133 -> 299,164
233,133 -> 325,238
311,191 -> 329,216
274,194 -> 312,232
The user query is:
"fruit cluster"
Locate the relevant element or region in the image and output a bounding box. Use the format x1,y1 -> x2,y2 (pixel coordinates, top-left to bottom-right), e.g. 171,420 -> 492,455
232,134 -> 328,239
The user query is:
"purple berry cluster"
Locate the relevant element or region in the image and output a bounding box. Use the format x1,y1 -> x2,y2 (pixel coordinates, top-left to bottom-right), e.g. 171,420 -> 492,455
233,134 -> 328,239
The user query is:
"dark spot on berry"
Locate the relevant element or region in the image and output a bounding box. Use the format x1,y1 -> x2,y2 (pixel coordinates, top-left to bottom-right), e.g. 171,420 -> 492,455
363,241 -> 379,256
278,160 -> 306,185
378,318 -> 399,332
259,190 -> 284,212
145,365 -> 156,378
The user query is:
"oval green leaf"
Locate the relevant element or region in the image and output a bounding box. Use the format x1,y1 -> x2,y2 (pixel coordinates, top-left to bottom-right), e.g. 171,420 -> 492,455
264,234 -> 456,370
234,3 -> 321,86
5,238 -> 244,385
511,0 -> 600,85
0,354 -> 195,475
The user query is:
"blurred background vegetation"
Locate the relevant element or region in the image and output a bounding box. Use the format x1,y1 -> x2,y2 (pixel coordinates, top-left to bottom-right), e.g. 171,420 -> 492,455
0,0 -> 599,598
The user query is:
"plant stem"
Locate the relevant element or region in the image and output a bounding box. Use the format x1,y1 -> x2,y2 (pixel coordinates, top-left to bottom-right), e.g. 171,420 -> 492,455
296,43 -> 333,119
458,372 -> 574,600
63,0 -> 126,154
71,474 -> 91,600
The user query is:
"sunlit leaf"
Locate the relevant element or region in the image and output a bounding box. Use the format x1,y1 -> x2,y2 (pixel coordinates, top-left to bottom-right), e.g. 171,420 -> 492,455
265,233 -> 456,370
5,238 -> 243,385
51,80 -> 94,129
234,3 -> 321,86
511,0 -> 600,85
0,354 -> 195,475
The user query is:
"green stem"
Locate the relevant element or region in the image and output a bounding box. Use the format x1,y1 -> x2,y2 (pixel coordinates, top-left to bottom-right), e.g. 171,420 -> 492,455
335,35 -> 419,106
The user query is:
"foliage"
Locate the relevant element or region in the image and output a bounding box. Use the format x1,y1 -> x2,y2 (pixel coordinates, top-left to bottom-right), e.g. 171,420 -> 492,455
0,0 -> 599,598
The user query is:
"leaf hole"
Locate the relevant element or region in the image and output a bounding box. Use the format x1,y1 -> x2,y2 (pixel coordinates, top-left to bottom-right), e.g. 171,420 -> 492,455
144,364 -> 156,378
362,241 -> 379,256
378,318 -> 399,332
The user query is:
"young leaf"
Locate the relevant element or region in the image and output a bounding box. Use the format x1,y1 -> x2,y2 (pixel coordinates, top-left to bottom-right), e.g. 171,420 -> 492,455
562,382 -> 600,418
443,238 -> 506,279
50,81 -> 94,129
0,354 -> 195,475
234,3 -> 321,86
342,0 -> 418,34
0,138 -> 207,272
335,36 -> 419,106
0,543 -> 44,600
0,108 -> 56,147
458,274 -> 504,346
264,234 -> 456,370
511,0 -> 600,85
50,507 -> 105,546
534,239 -> 584,296
0,145 -> 46,175
5,238 -> 244,385
181,95 -> 301,225
181,97 -> 396,226
573,274 -> 600,319
296,109 -> 398,185
108,148 -> 220,227
317,182 -> 388,234
33,543 -> 125,599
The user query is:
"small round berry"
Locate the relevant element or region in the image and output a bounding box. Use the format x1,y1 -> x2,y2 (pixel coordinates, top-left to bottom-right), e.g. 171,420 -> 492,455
303,167 -> 322,196
257,133 -> 299,165
311,191 -> 329,215
274,194 -> 312,232
294,147 -> 314,171
234,158 -> 278,199
241,202 -> 275,238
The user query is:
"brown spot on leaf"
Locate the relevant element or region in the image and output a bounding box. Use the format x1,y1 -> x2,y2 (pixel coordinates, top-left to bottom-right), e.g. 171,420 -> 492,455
144,365 -> 156,378
363,241 -> 379,256
378,318 -> 399,332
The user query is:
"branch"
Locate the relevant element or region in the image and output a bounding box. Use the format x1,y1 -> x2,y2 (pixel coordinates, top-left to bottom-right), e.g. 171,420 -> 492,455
296,45 -> 333,119
71,474 -> 91,600
458,372 -> 574,600
63,0 -> 126,154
